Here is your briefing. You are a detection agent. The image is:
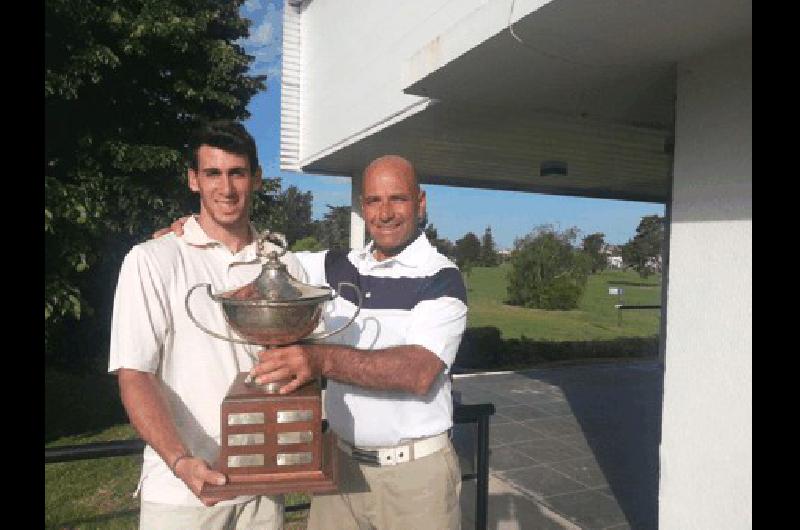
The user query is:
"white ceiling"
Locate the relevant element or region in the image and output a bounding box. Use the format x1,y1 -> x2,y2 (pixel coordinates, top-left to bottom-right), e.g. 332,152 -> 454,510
304,0 -> 751,203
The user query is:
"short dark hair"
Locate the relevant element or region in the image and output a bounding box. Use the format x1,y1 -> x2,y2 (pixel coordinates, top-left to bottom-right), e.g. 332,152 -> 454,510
187,120 -> 259,172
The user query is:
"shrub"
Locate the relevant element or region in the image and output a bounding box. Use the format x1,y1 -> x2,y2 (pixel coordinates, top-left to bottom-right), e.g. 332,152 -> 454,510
506,226 -> 590,310
291,236 -> 325,252
454,326 -> 503,368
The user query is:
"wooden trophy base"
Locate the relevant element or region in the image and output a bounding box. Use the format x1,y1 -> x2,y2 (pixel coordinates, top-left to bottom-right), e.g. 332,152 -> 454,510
201,373 -> 338,496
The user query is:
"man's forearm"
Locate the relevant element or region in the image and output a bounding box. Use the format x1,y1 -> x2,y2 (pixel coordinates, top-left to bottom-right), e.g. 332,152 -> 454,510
308,343 -> 445,396
118,368 -> 188,471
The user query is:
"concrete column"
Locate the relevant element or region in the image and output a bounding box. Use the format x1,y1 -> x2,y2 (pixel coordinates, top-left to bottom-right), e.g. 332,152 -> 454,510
349,173 -> 366,250
659,37 -> 751,529
659,189 -> 672,364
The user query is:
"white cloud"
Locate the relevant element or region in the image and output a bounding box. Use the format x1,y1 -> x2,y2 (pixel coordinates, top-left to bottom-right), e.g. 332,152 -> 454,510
243,0 -> 263,14
240,1 -> 283,77
250,17 -> 275,45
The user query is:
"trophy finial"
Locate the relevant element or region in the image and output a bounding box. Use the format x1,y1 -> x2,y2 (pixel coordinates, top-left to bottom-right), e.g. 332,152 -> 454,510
257,230 -> 288,260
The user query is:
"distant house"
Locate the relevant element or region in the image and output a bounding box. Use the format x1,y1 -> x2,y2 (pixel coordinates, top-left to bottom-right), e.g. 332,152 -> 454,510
607,255 -> 624,269
646,255 -> 663,273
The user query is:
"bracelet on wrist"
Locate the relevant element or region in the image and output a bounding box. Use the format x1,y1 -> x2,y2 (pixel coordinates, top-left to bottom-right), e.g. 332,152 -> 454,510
170,452 -> 192,475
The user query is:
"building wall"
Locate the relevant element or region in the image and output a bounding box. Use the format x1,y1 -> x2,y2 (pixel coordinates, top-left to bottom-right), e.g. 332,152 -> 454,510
295,0 -> 490,166
660,36 -> 751,528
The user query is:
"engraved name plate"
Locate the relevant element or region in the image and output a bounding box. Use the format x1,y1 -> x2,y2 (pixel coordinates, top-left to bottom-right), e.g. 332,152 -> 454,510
277,452 -> 313,466
227,412 -> 265,425
228,454 -> 265,468
228,433 -> 265,446
277,431 -> 313,445
276,410 -> 313,423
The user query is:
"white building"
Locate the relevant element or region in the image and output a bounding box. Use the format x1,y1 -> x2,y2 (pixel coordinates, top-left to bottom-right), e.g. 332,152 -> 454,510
607,255 -> 623,269
279,1 -> 751,527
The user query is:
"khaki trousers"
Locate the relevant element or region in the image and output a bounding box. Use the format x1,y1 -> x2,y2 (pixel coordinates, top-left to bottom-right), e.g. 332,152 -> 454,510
307,439 -> 461,530
140,495 -> 283,530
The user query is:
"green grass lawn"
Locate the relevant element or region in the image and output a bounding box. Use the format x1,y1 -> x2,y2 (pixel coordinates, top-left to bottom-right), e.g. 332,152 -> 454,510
46,265 -> 660,528
45,371 -> 310,529
46,424 -> 141,530
465,264 -> 661,341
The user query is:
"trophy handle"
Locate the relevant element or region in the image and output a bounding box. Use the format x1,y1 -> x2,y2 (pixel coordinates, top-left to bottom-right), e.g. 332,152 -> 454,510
185,283 -> 263,346
304,282 -> 363,342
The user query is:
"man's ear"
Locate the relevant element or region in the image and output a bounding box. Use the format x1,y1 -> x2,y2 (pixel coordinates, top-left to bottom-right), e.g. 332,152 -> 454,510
253,167 -> 263,190
188,168 -> 199,192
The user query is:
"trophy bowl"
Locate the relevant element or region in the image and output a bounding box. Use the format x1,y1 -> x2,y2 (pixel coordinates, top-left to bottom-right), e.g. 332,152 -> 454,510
186,234 -> 359,350
216,294 -> 323,346
184,232 -> 362,496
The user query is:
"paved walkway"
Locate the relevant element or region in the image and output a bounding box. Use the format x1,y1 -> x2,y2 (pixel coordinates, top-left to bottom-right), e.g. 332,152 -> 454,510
452,360 -> 663,530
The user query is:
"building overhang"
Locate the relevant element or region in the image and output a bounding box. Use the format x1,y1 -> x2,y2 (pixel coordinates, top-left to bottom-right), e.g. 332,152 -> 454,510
294,0 -> 751,203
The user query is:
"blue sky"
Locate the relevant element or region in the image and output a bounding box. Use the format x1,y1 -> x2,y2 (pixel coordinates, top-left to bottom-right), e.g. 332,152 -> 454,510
238,0 -> 665,250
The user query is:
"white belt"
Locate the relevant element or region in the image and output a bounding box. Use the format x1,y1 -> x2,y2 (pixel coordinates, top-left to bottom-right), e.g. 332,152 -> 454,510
337,432 -> 449,466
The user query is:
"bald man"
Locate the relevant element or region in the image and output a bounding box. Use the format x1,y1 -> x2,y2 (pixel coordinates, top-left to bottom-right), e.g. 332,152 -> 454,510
159,155 -> 468,529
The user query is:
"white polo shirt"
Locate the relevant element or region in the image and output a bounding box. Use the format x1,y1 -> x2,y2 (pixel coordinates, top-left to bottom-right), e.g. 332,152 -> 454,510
295,233 -> 468,447
108,216 -> 306,506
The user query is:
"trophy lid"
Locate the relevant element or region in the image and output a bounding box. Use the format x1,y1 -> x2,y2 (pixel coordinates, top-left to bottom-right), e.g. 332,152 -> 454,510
212,232 -> 333,305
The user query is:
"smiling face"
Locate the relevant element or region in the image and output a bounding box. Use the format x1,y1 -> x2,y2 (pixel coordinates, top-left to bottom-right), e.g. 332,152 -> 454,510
188,144 -> 262,240
361,156 -> 426,261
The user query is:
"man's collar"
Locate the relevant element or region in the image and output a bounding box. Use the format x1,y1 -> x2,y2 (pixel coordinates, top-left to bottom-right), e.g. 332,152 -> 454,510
358,231 -> 432,268
181,216 -> 260,257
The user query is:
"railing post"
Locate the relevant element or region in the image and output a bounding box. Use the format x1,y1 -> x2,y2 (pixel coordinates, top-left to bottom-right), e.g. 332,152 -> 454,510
475,412 -> 490,530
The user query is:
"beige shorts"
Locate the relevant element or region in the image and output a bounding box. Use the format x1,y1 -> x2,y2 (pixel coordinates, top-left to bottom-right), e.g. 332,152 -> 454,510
139,495 -> 283,530
307,439 -> 462,530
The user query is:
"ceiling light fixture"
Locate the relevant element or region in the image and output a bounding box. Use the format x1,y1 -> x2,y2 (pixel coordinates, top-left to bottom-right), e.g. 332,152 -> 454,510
540,160 -> 568,177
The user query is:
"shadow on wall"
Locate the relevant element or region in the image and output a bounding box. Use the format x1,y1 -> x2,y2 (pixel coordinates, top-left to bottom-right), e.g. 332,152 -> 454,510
454,326 -> 659,371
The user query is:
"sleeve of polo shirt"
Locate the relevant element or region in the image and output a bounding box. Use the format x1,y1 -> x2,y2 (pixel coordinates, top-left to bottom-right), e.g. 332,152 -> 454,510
281,251 -> 309,284
405,267 -> 468,370
293,251 -> 329,286
108,246 -> 169,374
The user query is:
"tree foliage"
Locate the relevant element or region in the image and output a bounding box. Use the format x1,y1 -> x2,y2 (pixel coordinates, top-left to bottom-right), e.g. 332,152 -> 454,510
506,225 -> 591,310
582,232 -> 607,273
250,184 -> 315,246
424,223 -> 455,258
290,236 -> 325,252
480,226 -> 500,267
45,0 -> 265,367
454,232 -> 482,269
621,215 -> 665,277
316,205 -> 351,251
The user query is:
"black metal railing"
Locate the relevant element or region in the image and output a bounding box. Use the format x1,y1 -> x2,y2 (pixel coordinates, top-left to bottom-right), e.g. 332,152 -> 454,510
45,402 -> 495,530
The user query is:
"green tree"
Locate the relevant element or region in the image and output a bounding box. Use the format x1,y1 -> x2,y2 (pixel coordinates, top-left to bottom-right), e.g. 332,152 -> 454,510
621,215 -> 665,277
316,205 -> 351,251
582,232 -> 607,273
454,232 -> 481,269
424,223 -> 455,259
45,0 -> 265,368
506,225 -> 591,310
251,184 -> 315,246
291,236 -> 325,252
480,226 -> 500,266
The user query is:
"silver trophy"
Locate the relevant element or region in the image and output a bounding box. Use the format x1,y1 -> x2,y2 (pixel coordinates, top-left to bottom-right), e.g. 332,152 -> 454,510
185,232 -> 362,495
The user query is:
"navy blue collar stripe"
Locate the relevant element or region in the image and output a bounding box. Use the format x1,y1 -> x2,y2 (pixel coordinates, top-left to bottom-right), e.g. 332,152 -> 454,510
324,251 -> 467,310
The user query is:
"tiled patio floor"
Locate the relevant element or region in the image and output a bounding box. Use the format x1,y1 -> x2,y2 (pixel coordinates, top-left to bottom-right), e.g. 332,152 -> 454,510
453,359 -> 663,530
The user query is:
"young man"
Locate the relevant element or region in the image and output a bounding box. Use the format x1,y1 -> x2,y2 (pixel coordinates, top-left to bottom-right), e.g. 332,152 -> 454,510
109,120 -> 305,529
252,155 -> 468,530
160,155 -> 468,529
